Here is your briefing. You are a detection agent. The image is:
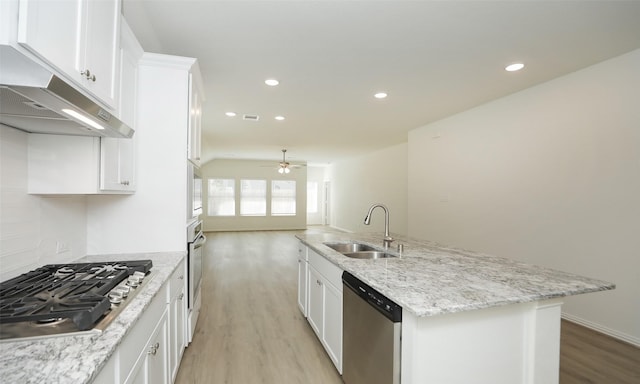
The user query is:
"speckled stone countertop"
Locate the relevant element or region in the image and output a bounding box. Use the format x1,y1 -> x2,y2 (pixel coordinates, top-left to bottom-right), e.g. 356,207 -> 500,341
0,251 -> 185,384
296,232 -> 614,317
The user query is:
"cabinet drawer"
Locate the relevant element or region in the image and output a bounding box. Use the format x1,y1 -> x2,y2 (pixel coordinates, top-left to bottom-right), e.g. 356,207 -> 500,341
308,249 -> 342,290
168,259 -> 186,301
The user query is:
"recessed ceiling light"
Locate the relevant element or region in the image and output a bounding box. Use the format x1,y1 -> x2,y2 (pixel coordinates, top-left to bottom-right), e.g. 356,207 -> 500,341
275,116 -> 285,121
265,79 -> 279,86
505,63 -> 525,72
225,112 -> 236,117
374,92 -> 388,99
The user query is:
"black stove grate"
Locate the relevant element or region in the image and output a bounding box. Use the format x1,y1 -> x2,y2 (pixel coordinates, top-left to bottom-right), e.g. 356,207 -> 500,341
0,260 -> 152,331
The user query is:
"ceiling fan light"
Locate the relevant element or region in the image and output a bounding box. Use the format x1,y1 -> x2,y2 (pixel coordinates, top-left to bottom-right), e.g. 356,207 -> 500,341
278,167 -> 285,174
284,167 -> 290,174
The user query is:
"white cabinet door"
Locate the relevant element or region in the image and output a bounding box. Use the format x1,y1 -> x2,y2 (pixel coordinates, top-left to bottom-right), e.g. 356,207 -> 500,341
17,0 -> 81,79
17,0 -> 120,108
323,280 -> 343,373
306,249 -> 344,374
307,265 -> 324,338
297,249 -> 308,317
168,260 -> 187,382
100,137 -> 135,192
126,312 -> 168,384
187,72 -> 202,166
80,0 -> 119,107
147,314 -> 168,384
169,288 -> 186,381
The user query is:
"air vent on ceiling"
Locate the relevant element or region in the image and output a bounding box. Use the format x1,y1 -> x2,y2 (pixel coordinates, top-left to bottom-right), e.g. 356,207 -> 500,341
243,114 -> 259,121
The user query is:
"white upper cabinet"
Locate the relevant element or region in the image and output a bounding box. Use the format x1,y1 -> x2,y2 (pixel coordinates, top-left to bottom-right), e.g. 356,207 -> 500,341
100,137 -> 135,192
187,69 -> 203,166
98,20 -> 143,192
17,0 -> 121,109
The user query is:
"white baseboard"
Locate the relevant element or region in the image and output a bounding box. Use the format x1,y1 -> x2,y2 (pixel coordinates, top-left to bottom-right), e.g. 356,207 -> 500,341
561,313 -> 640,347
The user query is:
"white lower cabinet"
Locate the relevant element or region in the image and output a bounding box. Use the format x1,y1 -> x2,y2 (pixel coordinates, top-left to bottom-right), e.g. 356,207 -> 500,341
307,265 -> 324,336
127,312 -> 168,384
304,247 -> 343,374
93,260 -> 188,384
168,260 -> 187,382
297,242 -> 308,317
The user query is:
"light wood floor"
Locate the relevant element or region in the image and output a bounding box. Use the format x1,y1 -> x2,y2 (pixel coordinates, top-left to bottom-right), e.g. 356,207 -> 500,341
175,229 -> 640,384
560,319 -> 640,384
175,230 -> 343,384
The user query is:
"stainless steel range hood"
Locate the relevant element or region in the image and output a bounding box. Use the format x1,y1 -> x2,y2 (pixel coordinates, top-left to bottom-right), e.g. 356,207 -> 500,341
0,46 -> 134,138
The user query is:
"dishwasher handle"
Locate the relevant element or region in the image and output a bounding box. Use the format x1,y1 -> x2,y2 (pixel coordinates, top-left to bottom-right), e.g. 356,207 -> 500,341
342,271 -> 402,323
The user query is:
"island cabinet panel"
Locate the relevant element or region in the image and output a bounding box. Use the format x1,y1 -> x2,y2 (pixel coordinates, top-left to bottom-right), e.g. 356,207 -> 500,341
306,247 -> 343,374
400,299 -> 563,384
297,242 -> 309,316
307,265 -> 324,337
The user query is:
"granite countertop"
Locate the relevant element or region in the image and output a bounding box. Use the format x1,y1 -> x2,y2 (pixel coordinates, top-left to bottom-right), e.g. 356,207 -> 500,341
296,232 -> 614,317
0,251 -> 185,384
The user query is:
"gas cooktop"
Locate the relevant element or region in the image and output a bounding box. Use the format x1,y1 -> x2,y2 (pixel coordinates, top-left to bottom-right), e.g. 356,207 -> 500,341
0,260 -> 153,341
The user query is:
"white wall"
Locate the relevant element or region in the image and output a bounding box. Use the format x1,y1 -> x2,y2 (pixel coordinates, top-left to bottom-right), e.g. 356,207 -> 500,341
327,143 -> 408,237
306,165 -> 327,225
0,126 -> 87,281
202,159 -> 307,231
408,49 -> 640,344
86,54 -> 193,254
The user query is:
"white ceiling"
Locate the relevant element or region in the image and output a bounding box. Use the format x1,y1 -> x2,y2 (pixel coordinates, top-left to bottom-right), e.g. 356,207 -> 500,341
122,0 -> 640,166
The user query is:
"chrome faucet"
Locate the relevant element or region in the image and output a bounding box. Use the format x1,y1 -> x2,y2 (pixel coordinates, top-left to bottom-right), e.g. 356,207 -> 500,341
364,203 -> 394,249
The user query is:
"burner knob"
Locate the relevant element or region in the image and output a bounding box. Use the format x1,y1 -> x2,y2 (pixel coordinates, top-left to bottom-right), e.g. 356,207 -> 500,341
108,291 -> 123,304
127,276 -> 141,288
133,271 -> 146,280
114,286 -> 130,297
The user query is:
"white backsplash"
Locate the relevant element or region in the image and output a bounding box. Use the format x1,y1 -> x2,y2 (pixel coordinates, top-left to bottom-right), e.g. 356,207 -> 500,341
0,125 -> 88,281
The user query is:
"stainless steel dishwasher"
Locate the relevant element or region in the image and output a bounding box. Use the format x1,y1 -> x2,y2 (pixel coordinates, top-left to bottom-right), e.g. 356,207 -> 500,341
342,271 -> 402,384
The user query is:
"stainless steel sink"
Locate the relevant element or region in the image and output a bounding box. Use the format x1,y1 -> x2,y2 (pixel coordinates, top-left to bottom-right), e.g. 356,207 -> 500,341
323,242 -> 395,259
324,242 -> 377,253
342,251 -> 395,259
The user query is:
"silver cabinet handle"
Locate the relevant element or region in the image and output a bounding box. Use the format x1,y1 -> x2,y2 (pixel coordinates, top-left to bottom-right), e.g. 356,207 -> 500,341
148,342 -> 160,355
80,69 -> 96,81
120,180 -> 130,186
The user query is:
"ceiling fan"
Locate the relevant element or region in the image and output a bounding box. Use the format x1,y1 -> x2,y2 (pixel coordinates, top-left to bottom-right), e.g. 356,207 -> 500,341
278,149 -> 292,174
258,149 -> 306,172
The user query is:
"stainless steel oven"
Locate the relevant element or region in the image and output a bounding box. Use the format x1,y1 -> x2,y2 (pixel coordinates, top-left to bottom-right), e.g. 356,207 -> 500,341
187,163 -> 203,219
186,220 -> 206,343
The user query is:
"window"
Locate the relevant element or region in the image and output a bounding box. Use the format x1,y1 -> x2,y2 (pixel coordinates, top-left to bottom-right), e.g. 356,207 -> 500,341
307,181 -> 318,214
271,180 -> 296,216
208,179 -> 235,216
240,179 -> 266,216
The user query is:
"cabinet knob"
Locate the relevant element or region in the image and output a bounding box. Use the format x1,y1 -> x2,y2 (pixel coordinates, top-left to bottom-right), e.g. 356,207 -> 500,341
179,275 -> 184,280
120,180 -> 130,186
178,293 -> 184,300
317,280 -> 322,285
148,342 -> 160,356
80,69 -> 96,82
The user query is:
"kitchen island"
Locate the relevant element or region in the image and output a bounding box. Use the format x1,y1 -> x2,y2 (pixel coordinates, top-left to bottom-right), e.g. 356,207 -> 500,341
296,232 -> 614,384
0,251 -> 185,384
